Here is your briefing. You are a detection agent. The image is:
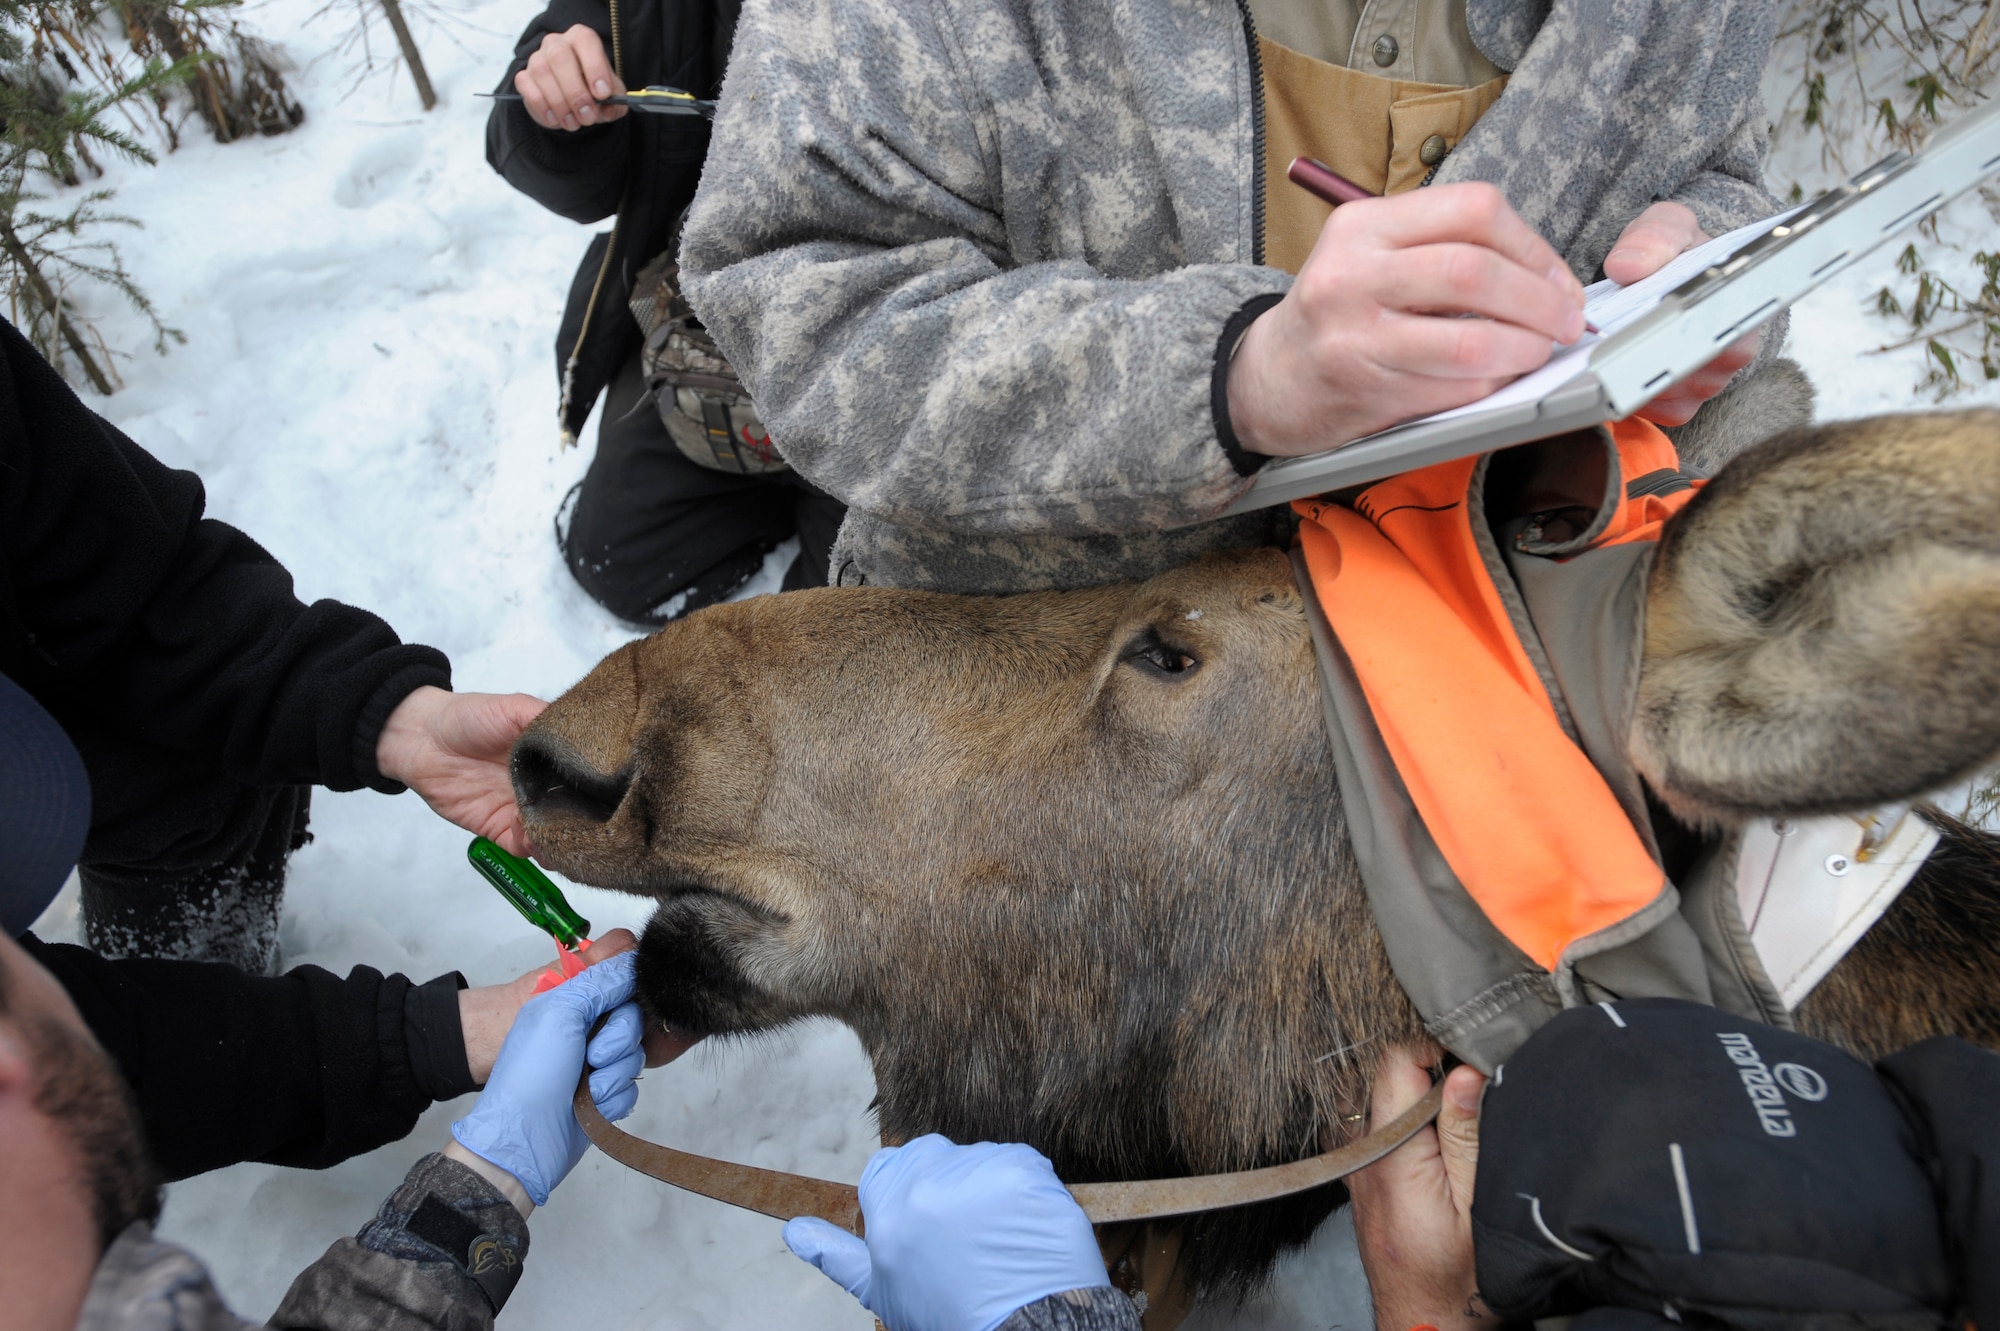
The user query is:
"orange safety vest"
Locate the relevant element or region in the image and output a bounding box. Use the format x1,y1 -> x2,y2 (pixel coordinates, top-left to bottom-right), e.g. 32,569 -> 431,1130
1293,419 -> 1700,972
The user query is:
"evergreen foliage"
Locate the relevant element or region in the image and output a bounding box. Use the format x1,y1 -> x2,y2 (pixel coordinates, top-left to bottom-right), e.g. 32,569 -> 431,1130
0,0 -> 301,392
1775,1 -> 2000,395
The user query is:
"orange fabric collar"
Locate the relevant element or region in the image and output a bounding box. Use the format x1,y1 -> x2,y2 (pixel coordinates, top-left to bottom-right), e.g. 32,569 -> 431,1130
1293,420 -> 1698,971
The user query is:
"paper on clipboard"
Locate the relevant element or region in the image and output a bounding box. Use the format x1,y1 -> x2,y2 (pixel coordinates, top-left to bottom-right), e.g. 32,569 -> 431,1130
1419,209 -> 1807,428
1223,94 -> 2000,514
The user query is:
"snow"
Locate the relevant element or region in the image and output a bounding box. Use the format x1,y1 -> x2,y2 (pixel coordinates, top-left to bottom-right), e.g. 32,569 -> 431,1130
20,3 -> 1999,1327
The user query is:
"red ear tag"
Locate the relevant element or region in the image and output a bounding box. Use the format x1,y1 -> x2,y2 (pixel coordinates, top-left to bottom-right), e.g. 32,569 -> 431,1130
530,935 -> 596,993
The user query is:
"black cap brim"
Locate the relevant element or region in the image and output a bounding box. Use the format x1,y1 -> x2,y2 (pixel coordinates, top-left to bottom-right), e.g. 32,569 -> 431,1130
0,672 -> 90,935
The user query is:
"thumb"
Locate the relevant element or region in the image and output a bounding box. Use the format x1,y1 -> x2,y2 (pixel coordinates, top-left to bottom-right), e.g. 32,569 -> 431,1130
784,1217 -> 872,1299
1437,1064 -> 1486,1218
549,950 -> 638,1022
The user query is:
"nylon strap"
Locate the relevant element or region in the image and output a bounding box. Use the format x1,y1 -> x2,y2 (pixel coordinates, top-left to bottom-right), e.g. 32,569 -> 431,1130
575,1081 -> 1444,1234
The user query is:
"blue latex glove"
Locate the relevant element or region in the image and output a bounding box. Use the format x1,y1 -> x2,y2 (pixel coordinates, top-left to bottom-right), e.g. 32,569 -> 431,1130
450,950 -> 646,1205
785,1135 -> 1109,1331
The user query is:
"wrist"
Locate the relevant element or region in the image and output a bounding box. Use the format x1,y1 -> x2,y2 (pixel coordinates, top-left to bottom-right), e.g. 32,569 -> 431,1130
1214,293 -> 1285,473
376,684 -> 450,786
1371,1291 -> 1493,1331
458,974 -> 537,1086
443,1138 -> 536,1218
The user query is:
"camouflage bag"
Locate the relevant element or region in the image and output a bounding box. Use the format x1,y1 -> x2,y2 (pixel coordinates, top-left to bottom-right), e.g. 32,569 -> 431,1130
628,225 -> 787,475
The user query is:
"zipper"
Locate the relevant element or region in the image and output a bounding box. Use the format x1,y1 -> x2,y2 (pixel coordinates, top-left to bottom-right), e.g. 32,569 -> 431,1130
557,0 -> 630,445
1233,0 -> 1267,266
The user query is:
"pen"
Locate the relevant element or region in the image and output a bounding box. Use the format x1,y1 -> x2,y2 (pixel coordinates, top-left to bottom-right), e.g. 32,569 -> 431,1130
481,86 -> 717,119
1285,156 -> 1598,335
1286,156 -> 1373,207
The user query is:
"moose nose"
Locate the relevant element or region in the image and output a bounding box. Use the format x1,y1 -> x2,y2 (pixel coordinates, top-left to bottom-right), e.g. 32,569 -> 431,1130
511,734 -> 635,825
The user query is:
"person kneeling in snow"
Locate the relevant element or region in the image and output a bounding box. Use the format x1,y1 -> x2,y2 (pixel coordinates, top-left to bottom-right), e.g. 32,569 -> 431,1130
0,313 -> 596,1183
2,682 -> 676,1331
0,311 -> 543,977
487,2 -> 847,627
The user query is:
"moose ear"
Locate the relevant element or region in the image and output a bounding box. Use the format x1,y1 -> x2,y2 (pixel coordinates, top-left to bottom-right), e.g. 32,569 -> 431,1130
1631,409 -> 2000,827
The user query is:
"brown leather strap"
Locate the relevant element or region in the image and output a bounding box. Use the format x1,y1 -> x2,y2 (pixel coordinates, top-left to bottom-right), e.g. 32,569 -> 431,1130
575,1082 -> 1444,1235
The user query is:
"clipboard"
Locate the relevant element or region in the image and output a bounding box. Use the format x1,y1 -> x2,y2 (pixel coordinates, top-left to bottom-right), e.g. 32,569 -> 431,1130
1225,96 -> 2000,514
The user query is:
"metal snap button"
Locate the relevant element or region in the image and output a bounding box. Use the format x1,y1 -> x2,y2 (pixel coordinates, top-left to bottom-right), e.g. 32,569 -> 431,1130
1825,853 -> 1854,876
1419,134 -> 1449,166
1372,34 -> 1399,66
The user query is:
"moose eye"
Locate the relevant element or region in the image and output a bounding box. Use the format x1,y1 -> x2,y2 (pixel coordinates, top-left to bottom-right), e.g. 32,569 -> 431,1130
1122,631 -> 1200,679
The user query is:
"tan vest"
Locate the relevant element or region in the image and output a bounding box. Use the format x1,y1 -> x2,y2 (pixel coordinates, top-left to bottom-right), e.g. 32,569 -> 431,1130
1259,38 -> 1509,273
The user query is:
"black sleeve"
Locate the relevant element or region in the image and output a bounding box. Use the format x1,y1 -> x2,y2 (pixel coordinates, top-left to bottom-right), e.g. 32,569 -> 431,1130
484,0 -> 633,225
24,932 -> 477,1181
0,317 -> 452,794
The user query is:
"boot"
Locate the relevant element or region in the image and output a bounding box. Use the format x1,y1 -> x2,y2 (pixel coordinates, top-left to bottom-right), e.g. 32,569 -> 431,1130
80,785 -> 310,975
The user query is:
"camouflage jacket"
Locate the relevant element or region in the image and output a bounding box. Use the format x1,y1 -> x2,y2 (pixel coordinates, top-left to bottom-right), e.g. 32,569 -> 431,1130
76,1155 -> 528,1331
681,0 -> 1786,594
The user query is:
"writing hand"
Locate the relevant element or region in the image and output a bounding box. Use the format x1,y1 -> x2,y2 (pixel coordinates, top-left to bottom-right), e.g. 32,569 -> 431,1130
514,23 -> 627,131
1604,202 -> 1760,426
1227,183 -> 1587,458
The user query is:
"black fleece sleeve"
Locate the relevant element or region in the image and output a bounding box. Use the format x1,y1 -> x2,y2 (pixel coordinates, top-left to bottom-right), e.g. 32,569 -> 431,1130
485,0 -> 632,224
0,317 -> 452,793
24,933 -> 477,1181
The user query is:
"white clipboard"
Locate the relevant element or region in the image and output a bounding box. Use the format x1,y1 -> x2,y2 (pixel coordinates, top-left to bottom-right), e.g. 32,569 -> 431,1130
1225,96 -> 2000,514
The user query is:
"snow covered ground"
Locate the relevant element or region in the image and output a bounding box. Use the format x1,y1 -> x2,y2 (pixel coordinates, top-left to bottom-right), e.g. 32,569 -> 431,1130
23,3 -> 2000,1327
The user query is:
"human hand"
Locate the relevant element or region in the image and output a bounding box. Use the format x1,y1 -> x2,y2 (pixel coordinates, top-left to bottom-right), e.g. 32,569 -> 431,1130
449,950 -> 646,1206
458,928 -> 700,1085
1228,183 -> 1587,458
1603,202 -> 1760,426
1348,1047 -> 1493,1331
514,23 -> 627,131
377,686 -> 546,855
785,1136 -> 1109,1331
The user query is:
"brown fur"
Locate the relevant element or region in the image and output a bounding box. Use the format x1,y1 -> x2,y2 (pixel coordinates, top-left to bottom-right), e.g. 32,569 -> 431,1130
517,411 -> 2000,1293
1634,408 -> 2000,827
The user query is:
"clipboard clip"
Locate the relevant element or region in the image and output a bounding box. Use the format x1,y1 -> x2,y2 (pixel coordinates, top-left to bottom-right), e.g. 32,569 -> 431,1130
1670,149 -> 1916,310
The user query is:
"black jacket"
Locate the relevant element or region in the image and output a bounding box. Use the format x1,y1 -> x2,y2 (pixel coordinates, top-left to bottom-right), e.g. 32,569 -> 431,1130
26,935 -> 475,1181
486,0 -> 740,440
0,318 -> 450,793
0,314 -> 474,1174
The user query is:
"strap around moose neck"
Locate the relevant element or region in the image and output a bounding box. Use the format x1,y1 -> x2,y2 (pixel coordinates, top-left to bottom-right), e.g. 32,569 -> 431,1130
573,1081 -> 1445,1232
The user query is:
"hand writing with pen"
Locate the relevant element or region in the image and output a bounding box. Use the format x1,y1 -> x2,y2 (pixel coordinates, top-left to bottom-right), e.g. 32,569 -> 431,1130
1228,171 -> 1758,459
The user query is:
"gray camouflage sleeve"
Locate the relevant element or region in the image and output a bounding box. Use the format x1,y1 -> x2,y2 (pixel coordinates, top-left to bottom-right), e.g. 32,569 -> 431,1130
995,1287 -> 1146,1331
267,1154 -> 528,1331
1658,1 -> 1791,370
678,0 -> 1287,540
1669,107 -> 1794,371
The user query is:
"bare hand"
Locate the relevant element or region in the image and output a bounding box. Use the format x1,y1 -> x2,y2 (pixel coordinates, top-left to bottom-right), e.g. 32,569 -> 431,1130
1228,183 -> 1588,458
514,23 -> 626,131
376,685 -> 547,855
1348,1046 -> 1493,1331
458,928 -> 702,1084
1603,201 -> 1760,426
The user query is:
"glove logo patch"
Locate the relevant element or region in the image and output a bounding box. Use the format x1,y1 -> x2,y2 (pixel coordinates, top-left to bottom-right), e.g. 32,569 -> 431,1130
1772,1061 -> 1829,1102
469,1237 -> 519,1275
1717,1032 -> 1825,1137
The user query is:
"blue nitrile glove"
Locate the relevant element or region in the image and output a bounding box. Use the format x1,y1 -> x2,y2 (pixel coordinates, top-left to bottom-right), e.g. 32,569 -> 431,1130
784,1135 -> 1110,1331
450,951 -> 646,1205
